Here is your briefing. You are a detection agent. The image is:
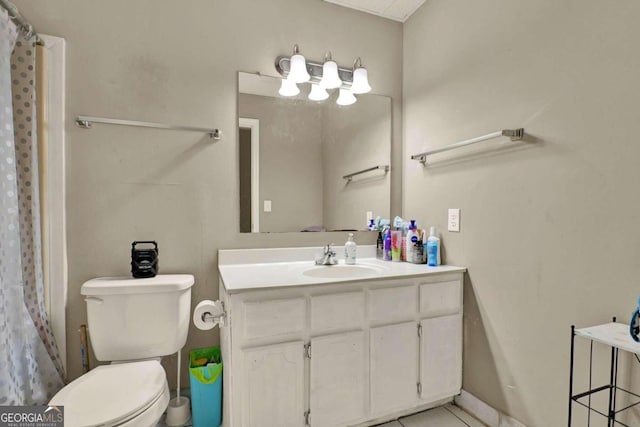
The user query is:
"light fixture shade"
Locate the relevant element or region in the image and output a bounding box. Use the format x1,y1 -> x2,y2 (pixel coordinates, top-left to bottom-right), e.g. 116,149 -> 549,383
288,53 -> 310,83
336,88 -> 357,106
308,84 -> 329,101
351,67 -> 372,94
320,60 -> 342,89
279,79 -> 300,97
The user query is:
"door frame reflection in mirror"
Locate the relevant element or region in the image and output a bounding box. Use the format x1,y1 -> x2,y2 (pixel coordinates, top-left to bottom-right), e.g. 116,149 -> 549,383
239,117 -> 260,233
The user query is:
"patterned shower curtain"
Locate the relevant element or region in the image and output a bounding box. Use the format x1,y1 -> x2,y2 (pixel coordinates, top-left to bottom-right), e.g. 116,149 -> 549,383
0,9 -> 64,405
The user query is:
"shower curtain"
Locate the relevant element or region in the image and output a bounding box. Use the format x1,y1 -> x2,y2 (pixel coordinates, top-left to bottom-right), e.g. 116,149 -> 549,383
0,9 -> 64,405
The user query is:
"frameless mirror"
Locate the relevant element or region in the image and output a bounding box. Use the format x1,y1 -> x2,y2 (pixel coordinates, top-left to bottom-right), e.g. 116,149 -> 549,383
238,72 -> 391,233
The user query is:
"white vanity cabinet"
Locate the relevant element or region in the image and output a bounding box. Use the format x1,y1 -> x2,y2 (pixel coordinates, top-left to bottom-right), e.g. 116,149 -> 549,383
218,268 -> 464,427
242,341 -> 306,427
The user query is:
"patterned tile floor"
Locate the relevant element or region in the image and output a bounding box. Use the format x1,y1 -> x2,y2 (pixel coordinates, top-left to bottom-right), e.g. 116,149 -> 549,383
157,403 -> 486,426
377,404 -> 487,427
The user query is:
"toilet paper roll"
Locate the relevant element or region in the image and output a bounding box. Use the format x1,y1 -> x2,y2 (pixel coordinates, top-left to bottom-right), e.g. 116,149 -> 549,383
193,300 -> 224,331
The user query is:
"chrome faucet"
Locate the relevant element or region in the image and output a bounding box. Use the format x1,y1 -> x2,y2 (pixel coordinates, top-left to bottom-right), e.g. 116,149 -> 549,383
315,243 -> 338,265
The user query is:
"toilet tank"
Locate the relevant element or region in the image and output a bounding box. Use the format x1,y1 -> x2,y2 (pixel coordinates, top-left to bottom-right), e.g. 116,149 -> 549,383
81,274 -> 194,361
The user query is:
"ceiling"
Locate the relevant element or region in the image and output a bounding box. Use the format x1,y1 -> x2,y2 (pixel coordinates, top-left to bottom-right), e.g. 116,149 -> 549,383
323,0 -> 426,22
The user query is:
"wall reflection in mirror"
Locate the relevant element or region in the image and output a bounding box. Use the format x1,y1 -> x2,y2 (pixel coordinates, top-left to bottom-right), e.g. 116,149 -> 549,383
238,72 -> 391,233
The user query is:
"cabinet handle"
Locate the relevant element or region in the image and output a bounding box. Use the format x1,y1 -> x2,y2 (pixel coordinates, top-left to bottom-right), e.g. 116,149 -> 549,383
304,342 -> 312,359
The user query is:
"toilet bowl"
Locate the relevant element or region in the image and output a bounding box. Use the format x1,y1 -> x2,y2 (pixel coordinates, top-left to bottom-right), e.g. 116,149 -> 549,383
50,275 -> 194,427
50,360 -> 169,427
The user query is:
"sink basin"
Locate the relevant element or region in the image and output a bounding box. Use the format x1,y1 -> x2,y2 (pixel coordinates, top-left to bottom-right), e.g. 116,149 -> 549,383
302,265 -> 382,279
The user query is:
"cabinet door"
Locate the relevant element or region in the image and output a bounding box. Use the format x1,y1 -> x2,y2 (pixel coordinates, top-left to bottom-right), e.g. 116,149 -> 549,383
420,314 -> 462,402
310,331 -> 366,427
242,341 -> 305,427
370,322 -> 419,416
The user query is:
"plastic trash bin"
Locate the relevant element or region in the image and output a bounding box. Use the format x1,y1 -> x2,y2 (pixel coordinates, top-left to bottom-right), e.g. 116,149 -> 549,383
189,347 -> 223,427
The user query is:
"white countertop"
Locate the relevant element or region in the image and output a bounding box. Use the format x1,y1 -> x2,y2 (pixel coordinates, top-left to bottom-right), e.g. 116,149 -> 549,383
218,246 -> 466,292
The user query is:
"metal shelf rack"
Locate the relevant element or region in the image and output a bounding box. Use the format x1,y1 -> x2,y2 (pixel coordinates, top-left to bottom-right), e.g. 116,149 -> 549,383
569,318 -> 640,426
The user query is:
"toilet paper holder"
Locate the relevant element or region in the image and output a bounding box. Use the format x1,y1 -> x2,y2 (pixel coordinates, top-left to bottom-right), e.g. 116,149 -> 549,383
201,311 -> 225,326
201,301 -> 226,327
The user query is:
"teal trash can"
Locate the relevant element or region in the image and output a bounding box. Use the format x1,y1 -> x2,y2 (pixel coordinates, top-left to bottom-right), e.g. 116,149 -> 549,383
189,347 -> 223,427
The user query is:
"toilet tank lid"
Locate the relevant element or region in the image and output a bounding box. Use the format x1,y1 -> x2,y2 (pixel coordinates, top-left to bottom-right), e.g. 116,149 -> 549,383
81,274 -> 194,296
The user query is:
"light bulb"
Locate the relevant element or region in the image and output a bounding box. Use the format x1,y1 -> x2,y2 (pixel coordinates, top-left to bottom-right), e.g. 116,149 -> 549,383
308,84 -> 329,101
336,88 -> 357,106
351,66 -> 372,94
279,79 -> 300,97
288,46 -> 310,83
320,60 -> 342,89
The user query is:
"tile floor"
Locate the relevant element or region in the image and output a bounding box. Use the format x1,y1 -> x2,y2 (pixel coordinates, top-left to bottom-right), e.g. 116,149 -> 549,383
158,403 -> 486,426
377,404 -> 486,427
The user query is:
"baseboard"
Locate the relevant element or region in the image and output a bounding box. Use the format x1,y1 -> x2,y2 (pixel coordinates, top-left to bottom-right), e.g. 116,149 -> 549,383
454,390 -> 527,427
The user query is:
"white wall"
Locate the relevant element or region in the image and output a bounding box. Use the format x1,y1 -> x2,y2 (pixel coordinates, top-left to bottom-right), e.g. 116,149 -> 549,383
14,0 -> 403,385
404,1 -> 640,425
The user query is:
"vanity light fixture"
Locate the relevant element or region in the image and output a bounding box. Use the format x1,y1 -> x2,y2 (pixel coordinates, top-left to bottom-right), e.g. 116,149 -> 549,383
319,52 -> 342,89
278,79 -> 300,97
336,88 -> 357,106
308,83 -> 329,101
287,44 -> 311,83
274,45 -> 372,106
350,57 -> 372,94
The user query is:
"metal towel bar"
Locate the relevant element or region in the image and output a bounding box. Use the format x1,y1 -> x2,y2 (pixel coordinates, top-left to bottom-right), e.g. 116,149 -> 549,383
410,128 -> 524,164
75,115 -> 221,140
343,165 -> 389,181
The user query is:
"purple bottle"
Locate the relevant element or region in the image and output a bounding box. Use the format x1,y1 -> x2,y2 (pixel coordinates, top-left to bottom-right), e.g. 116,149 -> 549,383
383,229 -> 392,261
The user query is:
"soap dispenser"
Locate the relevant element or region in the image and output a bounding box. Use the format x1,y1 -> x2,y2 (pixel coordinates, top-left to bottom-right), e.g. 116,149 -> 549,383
345,233 -> 357,265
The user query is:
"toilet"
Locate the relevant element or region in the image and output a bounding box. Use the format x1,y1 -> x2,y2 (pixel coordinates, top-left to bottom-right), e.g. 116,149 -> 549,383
50,274 -> 194,427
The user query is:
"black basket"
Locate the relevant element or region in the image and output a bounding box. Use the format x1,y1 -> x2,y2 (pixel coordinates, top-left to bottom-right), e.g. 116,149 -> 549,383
131,241 -> 158,278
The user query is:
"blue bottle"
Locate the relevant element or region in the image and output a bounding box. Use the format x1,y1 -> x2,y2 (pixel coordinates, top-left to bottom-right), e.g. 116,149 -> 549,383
426,226 -> 440,267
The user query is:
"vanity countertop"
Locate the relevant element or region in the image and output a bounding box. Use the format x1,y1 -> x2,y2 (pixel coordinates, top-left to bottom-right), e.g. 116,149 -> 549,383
218,246 -> 466,292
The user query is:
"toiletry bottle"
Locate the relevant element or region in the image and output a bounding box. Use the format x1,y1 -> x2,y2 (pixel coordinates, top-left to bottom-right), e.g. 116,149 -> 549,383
426,226 -> 441,266
405,220 -> 419,263
368,219 -> 375,231
345,233 -> 357,265
413,237 -> 424,264
383,229 -> 392,261
376,231 -> 384,260
391,229 -> 402,262
401,226 -> 407,261
422,229 -> 428,263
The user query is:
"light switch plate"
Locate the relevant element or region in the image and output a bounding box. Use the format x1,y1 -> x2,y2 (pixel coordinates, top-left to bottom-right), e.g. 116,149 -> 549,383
448,208 -> 460,232
264,200 -> 272,212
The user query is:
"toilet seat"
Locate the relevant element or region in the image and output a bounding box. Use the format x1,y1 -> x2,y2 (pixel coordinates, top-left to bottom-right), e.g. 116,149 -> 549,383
50,360 -> 169,427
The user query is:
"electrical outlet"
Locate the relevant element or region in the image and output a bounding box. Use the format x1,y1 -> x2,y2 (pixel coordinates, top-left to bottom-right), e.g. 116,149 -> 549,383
448,208 -> 460,232
366,211 -> 374,222
264,200 -> 272,212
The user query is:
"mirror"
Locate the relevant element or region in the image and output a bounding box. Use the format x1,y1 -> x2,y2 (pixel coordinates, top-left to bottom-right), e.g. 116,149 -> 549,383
238,72 -> 391,233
